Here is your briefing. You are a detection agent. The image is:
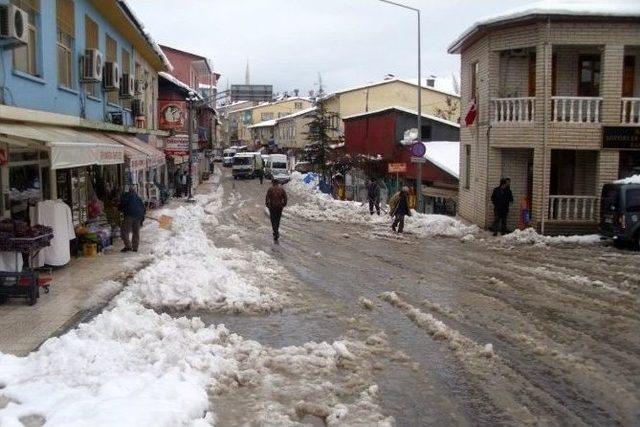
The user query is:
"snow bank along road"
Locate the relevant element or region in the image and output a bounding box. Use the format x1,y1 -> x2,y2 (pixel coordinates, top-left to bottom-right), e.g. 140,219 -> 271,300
208,170 -> 639,426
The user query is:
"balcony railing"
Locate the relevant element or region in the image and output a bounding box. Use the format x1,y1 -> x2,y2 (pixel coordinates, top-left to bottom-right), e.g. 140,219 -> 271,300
548,196 -> 599,222
621,97 -> 640,124
552,96 -> 602,124
491,97 -> 535,123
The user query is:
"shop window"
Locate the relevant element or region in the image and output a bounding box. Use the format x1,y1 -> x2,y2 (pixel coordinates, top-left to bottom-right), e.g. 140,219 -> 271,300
9,164 -> 42,221
85,15 -> 99,97
11,0 -> 40,77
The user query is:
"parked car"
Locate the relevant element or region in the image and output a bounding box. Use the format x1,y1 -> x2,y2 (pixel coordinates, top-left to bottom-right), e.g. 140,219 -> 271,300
222,148 -> 236,167
600,181 -> 640,249
266,154 -> 288,179
232,152 -> 263,179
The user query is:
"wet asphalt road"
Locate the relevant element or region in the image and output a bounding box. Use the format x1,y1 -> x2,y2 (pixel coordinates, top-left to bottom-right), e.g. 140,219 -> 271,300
202,169 -> 640,426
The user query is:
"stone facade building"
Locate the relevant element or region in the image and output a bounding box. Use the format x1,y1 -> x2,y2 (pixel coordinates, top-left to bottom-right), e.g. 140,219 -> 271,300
448,4 -> 640,234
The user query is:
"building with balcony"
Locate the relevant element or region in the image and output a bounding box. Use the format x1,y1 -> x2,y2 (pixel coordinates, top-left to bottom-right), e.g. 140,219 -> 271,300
448,3 -> 640,234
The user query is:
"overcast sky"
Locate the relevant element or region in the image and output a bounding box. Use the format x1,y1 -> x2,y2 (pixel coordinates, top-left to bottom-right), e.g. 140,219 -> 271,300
128,0 -> 537,94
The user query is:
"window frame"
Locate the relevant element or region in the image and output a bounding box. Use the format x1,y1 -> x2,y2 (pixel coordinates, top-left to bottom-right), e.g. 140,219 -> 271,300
84,15 -> 99,97
464,144 -> 471,189
11,0 -> 41,77
56,0 -> 76,89
105,35 -> 119,105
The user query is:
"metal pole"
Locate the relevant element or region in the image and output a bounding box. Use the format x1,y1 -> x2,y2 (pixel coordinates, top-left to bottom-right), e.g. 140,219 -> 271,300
416,8 -> 423,212
187,96 -> 194,202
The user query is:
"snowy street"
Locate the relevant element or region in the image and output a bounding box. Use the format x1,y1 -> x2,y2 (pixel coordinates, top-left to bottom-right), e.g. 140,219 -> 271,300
0,170 -> 638,426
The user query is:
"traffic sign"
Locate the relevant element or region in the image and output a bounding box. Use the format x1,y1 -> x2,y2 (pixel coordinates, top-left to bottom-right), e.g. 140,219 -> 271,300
388,163 -> 407,173
410,142 -> 426,157
411,156 -> 426,164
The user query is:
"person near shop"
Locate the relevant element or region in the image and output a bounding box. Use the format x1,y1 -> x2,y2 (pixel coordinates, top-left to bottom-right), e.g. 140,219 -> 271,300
173,170 -> 182,198
390,186 -> 411,233
367,179 -> 381,215
181,171 -> 189,198
265,178 -> 288,244
257,163 -> 265,185
119,186 -> 146,253
491,178 -> 513,236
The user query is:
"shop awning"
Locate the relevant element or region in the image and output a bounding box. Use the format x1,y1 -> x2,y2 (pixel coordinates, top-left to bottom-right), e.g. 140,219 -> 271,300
108,133 -> 166,169
0,123 -> 124,169
121,145 -> 147,171
422,186 -> 458,201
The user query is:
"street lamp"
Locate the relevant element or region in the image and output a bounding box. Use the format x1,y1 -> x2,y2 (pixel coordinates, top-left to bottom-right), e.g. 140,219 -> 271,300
186,91 -> 200,203
379,0 -> 423,212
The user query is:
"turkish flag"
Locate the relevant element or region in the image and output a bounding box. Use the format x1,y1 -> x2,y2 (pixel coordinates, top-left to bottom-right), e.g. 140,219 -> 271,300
464,101 -> 477,127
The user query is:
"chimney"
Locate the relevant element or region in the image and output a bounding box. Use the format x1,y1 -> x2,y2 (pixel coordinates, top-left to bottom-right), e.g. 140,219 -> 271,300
293,89 -> 299,97
426,75 -> 436,87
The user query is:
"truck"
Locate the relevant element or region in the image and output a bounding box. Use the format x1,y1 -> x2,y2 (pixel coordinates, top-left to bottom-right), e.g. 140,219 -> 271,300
232,152 -> 264,179
265,154 -> 288,179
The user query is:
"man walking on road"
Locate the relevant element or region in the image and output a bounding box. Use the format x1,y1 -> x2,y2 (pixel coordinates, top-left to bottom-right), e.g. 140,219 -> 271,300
367,179 -> 381,215
491,178 -> 513,236
119,186 -> 146,252
265,178 -> 287,244
390,186 -> 411,233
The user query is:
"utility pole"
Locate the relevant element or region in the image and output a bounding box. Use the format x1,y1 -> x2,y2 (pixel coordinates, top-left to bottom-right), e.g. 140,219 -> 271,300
379,0 -> 423,212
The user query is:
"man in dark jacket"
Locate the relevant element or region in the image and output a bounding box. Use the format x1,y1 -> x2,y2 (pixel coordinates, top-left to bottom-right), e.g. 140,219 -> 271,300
367,179 -> 381,215
119,187 -> 146,252
391,187 -> 411,233
491,178 -> 513,236
265,179 -> 288,244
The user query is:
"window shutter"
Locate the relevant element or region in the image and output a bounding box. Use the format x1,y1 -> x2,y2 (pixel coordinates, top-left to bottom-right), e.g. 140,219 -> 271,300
85,16 -> 98,49
57,0 -> 75,37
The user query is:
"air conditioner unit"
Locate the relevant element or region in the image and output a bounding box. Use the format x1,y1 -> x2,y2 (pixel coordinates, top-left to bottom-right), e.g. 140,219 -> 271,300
134,79 -> 145,95
0,5 -> 29,47
103,62 -> 120,91
132,99 -> 146,117
81,49 -> 103,82
119,73 -> 134,98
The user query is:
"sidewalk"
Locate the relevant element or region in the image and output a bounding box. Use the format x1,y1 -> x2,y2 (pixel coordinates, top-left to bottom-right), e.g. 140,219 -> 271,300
0,228 -> 153,356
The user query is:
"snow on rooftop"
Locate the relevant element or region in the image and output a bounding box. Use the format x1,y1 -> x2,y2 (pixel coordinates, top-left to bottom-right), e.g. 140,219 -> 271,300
342,106 -> 460,128
325,76 -> 460,100
449,1 -> 640,52
422,141 -> 460,179
276,106 -> 317,121
247,119 -> 277,128
159,72 -> 201,98
615,174 -> 640,184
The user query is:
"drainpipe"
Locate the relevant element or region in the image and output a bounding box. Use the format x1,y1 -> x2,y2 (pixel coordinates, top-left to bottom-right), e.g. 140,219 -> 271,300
540,18 -> 551,235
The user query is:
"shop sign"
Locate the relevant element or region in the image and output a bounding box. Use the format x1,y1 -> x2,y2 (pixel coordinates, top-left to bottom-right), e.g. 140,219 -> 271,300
159,101 -> 186,130
129,158 -> 146,170
96,147 -> 124,164
603,127 -> 640,150
0,149 -> 8,165
165,135 -> 189,152
388,163 -> 407,173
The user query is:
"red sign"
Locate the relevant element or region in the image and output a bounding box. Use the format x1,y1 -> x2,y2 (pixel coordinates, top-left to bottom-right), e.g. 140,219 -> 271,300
464,100 -> 477,127
388,163 -> 407,173
0,149 -> 7,165
159,101 -> 186,130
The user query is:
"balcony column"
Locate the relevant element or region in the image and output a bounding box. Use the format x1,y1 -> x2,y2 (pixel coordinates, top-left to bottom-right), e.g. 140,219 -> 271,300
601,44 -> 624,125
534,41 -> 552,123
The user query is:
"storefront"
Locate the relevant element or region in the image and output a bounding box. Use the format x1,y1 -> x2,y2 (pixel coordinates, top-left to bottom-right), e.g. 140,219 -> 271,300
0,123 -> 124,225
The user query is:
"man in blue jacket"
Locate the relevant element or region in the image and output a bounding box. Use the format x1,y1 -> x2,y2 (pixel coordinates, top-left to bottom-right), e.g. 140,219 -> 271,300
119,186 -> 146,252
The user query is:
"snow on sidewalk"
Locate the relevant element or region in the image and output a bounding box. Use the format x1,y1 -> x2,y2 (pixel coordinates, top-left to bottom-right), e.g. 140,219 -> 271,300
500,228 -> 601,246
0,184 -> 392,426
286,172 -> 479,238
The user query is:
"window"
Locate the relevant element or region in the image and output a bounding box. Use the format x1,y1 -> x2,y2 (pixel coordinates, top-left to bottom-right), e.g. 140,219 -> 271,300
11,0 -> 40,76
261,112 -> 274,121
57,0 -> 75,88
122,49 -> 131,109
294,102 -> 303,109
106,36 -> 118,104
578,55 -> 601,97
470,62 -> 479,103
626,189 -> 640,213
464,145 -> 471,189
84,16 -> 98,96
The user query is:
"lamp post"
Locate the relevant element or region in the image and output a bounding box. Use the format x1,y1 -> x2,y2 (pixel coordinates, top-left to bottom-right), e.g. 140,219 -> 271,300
186,92 -> 199,202
379,0 -> 422,211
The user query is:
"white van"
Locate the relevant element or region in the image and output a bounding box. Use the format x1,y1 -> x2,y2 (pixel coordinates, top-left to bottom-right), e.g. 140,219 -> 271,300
266,154 -> 288,178
232,152 -> 263,179
222,148 -> 237,167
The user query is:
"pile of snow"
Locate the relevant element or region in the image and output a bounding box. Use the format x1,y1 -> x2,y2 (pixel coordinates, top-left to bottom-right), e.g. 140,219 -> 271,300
0,183 -> 392,426
119,189 -> 283,313
501,228 -> 601,246
287,172 -> 478,239
615,174 -> 640,184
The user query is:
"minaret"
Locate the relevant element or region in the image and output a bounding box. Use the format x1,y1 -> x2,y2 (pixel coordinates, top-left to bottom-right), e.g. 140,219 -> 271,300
245,60 -> 250,85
